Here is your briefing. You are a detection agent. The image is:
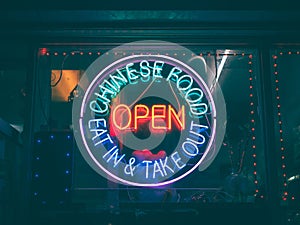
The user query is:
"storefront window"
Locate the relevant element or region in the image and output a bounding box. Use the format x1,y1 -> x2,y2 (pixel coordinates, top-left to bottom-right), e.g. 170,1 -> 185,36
33,44 -> 266,207
271,49 -> 300,208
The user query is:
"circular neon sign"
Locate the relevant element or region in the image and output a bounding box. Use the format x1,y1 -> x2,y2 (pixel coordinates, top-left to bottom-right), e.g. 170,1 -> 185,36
72,41 -> 226,186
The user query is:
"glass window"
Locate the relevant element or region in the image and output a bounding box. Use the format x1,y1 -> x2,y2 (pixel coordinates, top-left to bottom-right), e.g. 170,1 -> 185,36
33,45 -> 266,206
271,49 -> 300,207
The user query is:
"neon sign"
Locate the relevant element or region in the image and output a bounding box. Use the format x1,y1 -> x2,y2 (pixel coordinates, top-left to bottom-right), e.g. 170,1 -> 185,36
72,41 -> 226,186
112,104 -> 185,131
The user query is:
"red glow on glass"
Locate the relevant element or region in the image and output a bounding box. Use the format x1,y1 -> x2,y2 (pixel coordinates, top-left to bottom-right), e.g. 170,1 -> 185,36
39,48 -> 47,56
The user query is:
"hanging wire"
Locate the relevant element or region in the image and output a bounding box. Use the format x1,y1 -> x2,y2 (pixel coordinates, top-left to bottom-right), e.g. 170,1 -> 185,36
51,54 -> 70,87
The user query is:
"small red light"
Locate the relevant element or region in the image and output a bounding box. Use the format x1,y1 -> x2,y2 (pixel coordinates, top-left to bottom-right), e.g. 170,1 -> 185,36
39,48 -> 47,56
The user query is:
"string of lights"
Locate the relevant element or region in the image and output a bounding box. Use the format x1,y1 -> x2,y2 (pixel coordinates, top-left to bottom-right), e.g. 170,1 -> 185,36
272,52 -> 288,202
248,54 -> 260,197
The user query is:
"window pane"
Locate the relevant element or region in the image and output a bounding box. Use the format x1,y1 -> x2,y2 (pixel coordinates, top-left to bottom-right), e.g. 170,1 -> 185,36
34,46 -> 266,206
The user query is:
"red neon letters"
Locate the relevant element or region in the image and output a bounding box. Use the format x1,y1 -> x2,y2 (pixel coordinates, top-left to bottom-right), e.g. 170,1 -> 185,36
112,104 -> 185,131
